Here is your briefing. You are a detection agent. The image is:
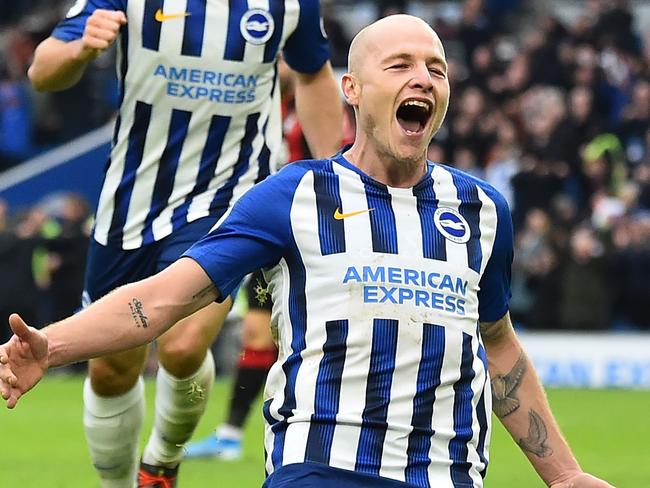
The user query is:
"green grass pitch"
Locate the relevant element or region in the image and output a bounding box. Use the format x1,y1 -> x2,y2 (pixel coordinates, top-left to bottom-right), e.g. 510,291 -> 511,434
1,375 -> 648,487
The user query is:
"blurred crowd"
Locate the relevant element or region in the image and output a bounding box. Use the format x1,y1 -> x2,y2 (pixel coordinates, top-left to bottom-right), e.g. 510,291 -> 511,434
422,0 -> 650,331
0,0 -> 118,170
0,0 -> 649,334
0,193 -> 90,344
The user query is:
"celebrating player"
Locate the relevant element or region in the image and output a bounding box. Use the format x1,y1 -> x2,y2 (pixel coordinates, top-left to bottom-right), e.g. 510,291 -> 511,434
26,1 -> 342,486
5,14 -> 612,488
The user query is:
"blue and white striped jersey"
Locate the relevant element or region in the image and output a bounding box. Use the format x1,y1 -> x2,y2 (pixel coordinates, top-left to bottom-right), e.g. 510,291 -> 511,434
185,152 -> 514,488
52,0 -> 329,249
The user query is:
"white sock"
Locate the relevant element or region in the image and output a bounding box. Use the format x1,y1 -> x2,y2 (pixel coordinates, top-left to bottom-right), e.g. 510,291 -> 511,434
83,377 -> 145,488
142,350 -> 215,468
216,423 -> 243,441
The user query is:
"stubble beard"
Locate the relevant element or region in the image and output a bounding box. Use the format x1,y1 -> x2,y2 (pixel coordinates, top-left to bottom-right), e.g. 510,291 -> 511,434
367,116 -> 428,169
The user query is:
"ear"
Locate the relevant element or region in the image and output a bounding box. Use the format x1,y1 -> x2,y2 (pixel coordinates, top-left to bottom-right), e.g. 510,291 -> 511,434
341,73 -> 359,107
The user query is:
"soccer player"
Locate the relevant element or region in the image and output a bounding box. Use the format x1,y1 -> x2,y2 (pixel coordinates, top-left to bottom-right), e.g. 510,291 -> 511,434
3,14 -> 612,488
26,1 -> 342,486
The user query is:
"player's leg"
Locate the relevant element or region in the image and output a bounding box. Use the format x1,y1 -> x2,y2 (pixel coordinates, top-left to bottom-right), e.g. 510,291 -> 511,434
136,216 -> 231,484
139,298 -> 230,472
186,271 -> 276,460
85,349 -> 148,488
82,239 -> 158,488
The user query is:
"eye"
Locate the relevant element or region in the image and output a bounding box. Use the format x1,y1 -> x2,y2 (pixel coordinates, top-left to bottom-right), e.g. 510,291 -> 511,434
428,67 -> 446,77
389,63 -> 409,70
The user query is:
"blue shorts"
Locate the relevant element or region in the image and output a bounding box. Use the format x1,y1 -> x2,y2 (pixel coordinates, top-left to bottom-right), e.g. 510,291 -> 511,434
83,217 -> 218,303
263,463 -> 418,488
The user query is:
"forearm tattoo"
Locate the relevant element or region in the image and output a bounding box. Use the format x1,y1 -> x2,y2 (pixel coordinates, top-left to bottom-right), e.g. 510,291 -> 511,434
192,283 -> 217,301
491,352 -> 527,418
128,298 -> 149,328
518,409 -> 553,458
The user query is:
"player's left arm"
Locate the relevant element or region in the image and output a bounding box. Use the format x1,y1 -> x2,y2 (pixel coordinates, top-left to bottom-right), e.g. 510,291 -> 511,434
480,313 -> 614,488
293,61 -> 343,158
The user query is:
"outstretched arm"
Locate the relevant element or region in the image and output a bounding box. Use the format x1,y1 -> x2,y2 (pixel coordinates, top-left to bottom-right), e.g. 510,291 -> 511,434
0,257 -> 217,408
28,9 -> 126,91
480,312 -> 614,488
293,61 -> 343,158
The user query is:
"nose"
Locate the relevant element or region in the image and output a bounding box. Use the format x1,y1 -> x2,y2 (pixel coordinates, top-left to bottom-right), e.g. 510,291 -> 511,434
410,63 -> 434,91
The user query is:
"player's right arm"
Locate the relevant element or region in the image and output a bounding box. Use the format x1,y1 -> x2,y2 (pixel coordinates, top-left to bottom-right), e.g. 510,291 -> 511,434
28,9 -> 126,92
0,257 -> 218,408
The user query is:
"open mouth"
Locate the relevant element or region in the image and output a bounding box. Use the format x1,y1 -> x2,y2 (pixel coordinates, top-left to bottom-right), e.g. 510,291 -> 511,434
396,99 -> 432,135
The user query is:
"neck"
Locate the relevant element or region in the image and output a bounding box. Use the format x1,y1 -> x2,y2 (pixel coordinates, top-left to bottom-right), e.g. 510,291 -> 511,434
343,141 -> 427,188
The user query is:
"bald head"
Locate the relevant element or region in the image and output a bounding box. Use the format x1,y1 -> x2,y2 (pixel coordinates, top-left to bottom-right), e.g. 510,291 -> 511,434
340,13 -> 451,174
348,15 -> 443,76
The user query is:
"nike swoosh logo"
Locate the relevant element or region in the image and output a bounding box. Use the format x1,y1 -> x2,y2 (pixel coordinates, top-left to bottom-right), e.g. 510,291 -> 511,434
155,9 -> 190,22
333,207 -> 374,220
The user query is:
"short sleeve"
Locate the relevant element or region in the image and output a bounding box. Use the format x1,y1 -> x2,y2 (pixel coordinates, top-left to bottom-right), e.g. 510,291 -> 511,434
183,164 -> 309,300
52,0 -> 126,42
477,189 -> 514,322
282,0 -> 330,74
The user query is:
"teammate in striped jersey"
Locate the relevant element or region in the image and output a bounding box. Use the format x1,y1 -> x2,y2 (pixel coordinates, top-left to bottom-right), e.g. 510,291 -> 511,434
3,13 -> 613,488
26,0 -> 342,486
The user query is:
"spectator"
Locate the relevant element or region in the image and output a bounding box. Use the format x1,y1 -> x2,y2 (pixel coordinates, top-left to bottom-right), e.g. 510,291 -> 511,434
458,0 -> 495,66
42,193 -> 90,322
609,213 -> 650,330
511,208 -> 561,329
557,225 -> 611,330
0,206 -> 47,340
618,79 -> 650,165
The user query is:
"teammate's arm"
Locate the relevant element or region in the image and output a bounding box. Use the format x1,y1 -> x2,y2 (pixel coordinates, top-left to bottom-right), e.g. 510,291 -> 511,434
28,9 -> 126,91
0,257 -> 217,408
480,313 -> 614,488
293,61 -> 343,158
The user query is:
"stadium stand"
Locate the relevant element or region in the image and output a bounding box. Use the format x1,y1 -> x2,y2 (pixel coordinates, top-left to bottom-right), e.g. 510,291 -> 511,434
0,0 -> 648,341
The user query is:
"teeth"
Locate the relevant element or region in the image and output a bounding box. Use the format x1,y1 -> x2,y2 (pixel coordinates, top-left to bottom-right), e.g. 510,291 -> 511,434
402,100 -> 430,112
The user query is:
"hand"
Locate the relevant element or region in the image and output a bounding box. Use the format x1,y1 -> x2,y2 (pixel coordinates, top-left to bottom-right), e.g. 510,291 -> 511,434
79,9 -> 127,59
550,472 -> 616,488
0,314 -> 49,409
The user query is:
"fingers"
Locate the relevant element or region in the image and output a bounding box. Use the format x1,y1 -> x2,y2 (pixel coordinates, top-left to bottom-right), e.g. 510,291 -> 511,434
8,313 -> 44,357
0,346 -> 16,386
82,9 -> 127,51
8,313 -> 30,339
5,389 -> 21,409
9,315 -> 49,364
0,346 -> 12,383
0,378 -> 14,402
90,9 -> 128,26
0,347 -> 19,408
0,381 -> 10,402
